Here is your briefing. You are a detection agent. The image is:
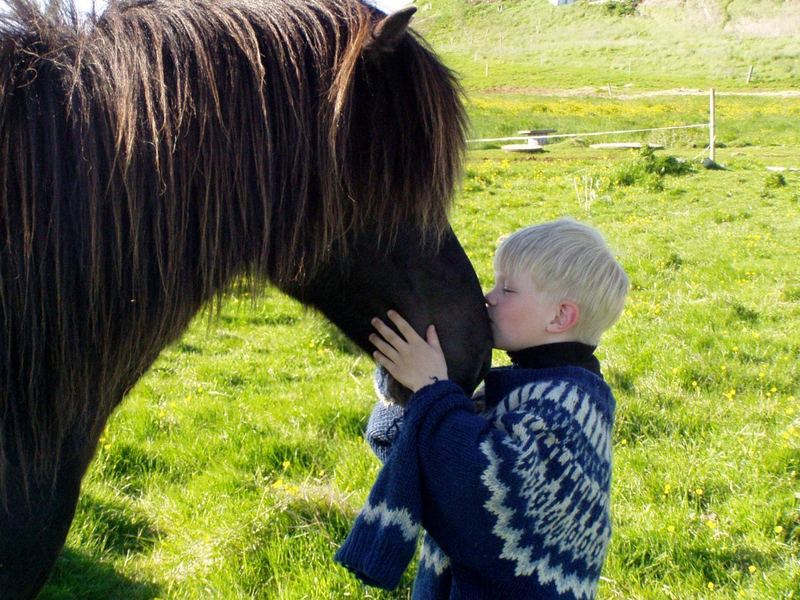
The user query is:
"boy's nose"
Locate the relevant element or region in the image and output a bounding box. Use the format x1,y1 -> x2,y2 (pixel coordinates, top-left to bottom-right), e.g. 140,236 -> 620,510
484,291 -> 495,306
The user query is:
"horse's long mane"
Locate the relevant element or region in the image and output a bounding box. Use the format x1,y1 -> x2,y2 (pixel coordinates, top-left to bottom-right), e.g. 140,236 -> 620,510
0,0 -> 466,496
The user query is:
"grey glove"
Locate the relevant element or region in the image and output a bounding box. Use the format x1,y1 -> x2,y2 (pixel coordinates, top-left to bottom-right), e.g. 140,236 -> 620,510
365,367 -> 406,463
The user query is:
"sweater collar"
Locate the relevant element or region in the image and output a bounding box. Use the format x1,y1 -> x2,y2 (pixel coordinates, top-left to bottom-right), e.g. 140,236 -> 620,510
506,342 -> 602,377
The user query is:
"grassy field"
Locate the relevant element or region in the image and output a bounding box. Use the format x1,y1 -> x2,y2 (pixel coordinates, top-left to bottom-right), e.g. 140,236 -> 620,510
42,129 -> 800,600
39,1 -> 800,598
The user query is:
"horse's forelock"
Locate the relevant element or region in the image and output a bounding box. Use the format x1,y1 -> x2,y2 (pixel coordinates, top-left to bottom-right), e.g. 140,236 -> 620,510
332,30 -> 466,250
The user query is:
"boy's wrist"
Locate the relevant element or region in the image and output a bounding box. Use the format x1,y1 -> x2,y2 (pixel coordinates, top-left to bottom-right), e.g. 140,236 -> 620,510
410,377 -> 454,396
411,374 -> 448,392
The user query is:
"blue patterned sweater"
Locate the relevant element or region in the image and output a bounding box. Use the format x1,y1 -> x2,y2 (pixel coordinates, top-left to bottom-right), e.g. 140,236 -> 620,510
335,355 -> 615,599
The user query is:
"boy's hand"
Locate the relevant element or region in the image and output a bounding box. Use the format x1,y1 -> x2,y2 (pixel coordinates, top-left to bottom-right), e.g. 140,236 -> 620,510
370,310 -> 449,393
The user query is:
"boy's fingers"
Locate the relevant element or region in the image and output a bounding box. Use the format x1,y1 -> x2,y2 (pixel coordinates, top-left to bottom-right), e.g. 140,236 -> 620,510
369,334 -> 399,360
426,324 -> 442,349
371,317 -> 404,345
373,351 -> 402,381
387,310 -> 421,341
372,351 -> 392,370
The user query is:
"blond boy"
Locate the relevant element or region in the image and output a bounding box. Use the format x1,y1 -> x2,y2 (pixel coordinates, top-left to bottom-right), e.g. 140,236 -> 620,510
337,219 -> 629,600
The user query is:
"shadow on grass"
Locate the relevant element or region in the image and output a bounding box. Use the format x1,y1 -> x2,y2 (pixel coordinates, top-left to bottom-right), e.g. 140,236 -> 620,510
39,547 -> 161,600
74,493 -> 162,556
38,492 -> 163,598
94,442 -> 185,497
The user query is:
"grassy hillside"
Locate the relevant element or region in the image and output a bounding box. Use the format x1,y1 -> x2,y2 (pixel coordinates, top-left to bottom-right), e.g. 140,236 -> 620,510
412,0 -> 800,91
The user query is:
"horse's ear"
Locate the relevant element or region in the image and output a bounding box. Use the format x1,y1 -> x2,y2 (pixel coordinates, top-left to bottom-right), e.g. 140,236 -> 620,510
367,6 -> 417,53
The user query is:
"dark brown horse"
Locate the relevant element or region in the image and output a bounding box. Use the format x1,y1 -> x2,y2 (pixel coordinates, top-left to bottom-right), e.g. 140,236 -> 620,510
0,0 -> 492,596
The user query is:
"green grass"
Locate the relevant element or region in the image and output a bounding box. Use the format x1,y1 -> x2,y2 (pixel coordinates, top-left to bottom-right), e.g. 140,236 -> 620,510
38,3 -> 800,597
41,140 -> 800,598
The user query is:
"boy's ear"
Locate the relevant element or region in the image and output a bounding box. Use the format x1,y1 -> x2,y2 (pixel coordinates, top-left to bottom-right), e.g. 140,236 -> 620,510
547,301 -> 579,333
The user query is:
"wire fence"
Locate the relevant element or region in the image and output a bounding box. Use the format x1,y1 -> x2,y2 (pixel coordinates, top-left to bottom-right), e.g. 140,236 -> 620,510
467,123 -> 709,145
467,89 -> 718,161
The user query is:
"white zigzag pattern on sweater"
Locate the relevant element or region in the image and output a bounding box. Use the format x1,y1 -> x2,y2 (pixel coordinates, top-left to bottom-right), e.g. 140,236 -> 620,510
360,500 -> 420,542
419,536 -> 451,575
495,381 -> 611,463
480,441 -> 599,600
479,379 -> 611,600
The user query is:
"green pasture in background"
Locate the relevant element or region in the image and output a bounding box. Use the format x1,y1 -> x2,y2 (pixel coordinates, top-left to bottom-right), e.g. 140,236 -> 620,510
416,0 -> 800,91
42,1 -> 799,598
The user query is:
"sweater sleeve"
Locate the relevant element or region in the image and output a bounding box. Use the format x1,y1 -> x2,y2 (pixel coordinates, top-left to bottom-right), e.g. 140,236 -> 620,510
335,381 -> 472,589
365,371 -> 487,464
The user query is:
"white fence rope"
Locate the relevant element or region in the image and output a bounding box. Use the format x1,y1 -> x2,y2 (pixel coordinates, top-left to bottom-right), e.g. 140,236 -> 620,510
468,123 -> 709,144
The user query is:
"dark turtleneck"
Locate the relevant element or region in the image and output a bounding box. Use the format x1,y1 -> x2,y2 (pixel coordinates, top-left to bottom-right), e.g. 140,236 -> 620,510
506,342 -> 602,378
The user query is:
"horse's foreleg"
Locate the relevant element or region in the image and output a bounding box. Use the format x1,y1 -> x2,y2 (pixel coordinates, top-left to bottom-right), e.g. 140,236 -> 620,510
0,434 -> 95,599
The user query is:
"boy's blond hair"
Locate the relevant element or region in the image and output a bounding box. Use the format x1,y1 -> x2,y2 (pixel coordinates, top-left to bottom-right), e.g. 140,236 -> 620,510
494,218 -> 629,345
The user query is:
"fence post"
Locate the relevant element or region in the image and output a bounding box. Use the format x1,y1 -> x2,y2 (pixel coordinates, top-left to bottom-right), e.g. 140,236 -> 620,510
709,88 -> 716,162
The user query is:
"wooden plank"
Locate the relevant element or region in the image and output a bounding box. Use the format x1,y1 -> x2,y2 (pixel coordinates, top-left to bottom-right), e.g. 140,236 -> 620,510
590,142 -> 664,149
502,143 -> 544,153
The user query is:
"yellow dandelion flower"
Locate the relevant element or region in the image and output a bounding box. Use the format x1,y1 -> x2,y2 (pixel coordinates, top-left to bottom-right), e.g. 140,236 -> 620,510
667,525 -> 675,533
758,372 -> 765,379
282,460 -> 291,470
692,381 -> 698,388
774,525 -> 784,534
748,565 -> 757,574
695,488 -> 704,496
705,520 -> 717,529
770,387 -> 777,393
707,582 -> 715,590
